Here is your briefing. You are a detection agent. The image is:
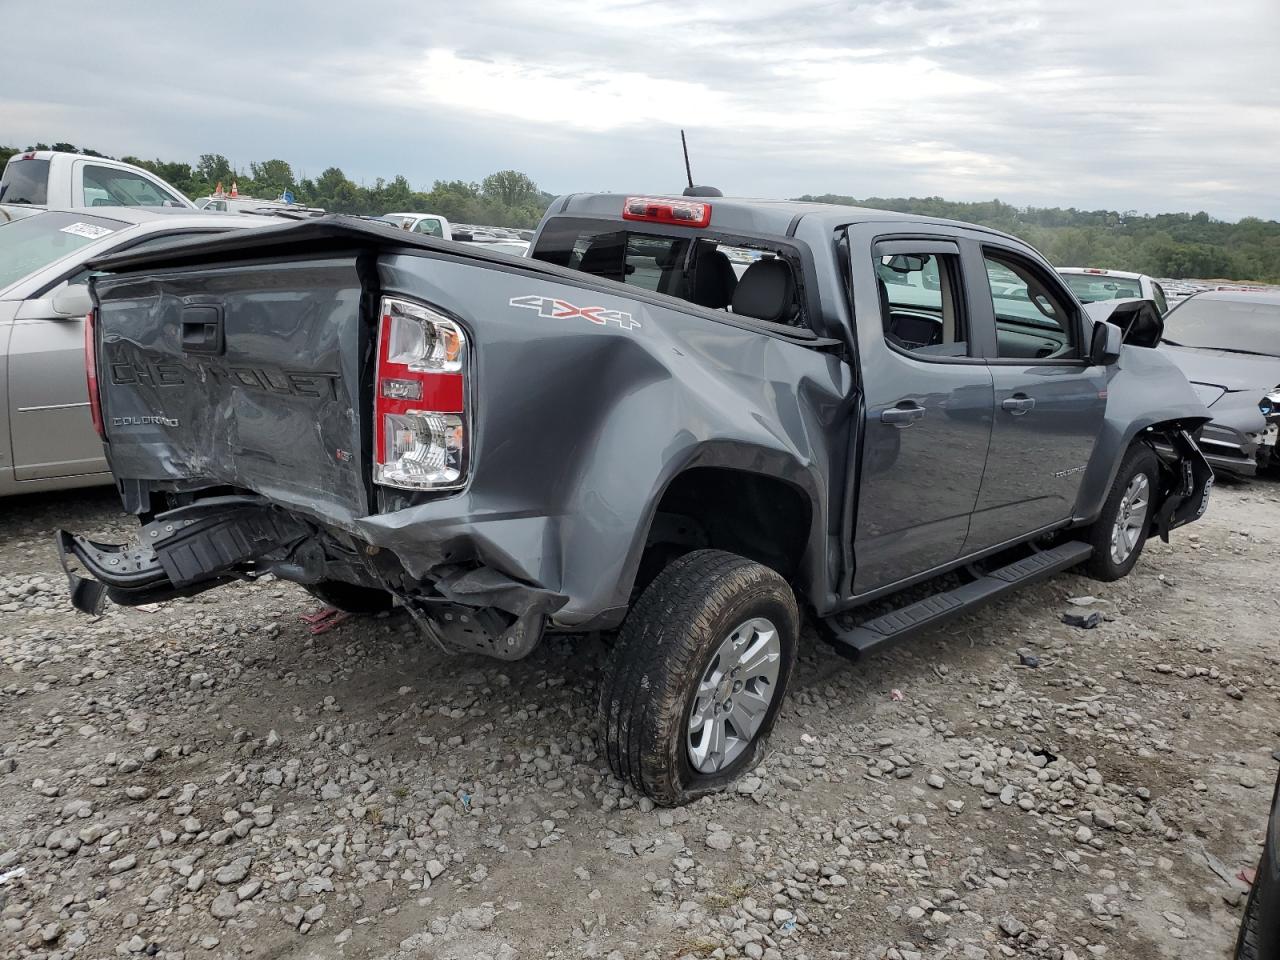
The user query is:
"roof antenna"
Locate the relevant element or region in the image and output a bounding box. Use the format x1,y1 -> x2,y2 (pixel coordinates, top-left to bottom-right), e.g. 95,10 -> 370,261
680,130 -> 722,198
681,129 -> 694,191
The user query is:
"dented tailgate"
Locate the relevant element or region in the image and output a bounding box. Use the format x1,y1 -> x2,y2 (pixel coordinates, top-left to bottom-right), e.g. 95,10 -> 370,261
94,257 -> 372,520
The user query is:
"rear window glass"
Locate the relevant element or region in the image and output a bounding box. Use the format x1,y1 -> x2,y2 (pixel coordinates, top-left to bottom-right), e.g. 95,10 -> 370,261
0,212 -> 127,290
0,157 -> 50,205
532,217 -> 807,328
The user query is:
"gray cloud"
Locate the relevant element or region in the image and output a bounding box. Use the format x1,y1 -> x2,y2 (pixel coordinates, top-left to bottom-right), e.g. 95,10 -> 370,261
3,0 -> 1277,218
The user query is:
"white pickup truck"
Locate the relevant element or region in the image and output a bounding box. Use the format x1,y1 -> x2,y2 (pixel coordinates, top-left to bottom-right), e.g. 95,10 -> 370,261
0,151 -> 194,210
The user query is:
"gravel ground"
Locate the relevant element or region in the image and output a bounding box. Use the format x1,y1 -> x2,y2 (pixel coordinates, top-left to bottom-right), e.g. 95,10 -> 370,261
2,480 -> 1278,960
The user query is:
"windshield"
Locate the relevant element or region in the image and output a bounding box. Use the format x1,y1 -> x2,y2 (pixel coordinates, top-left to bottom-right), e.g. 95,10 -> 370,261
0,157 -> 50,205
1163,297 -> 1280,356
1062,272 -> 1143,303
0,212 -> 126,290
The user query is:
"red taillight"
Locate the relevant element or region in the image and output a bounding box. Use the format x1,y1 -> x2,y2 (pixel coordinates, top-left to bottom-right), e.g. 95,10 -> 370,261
19,151 -> 36,161
84,310 -> 104,439
373,297 -> 468,490
622,196 -> 712,228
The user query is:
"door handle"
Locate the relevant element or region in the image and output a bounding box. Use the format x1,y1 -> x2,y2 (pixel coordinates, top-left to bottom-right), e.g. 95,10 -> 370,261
1001,395 -> 1035,415
181,304 -> 224,355
881,402 -> 926,427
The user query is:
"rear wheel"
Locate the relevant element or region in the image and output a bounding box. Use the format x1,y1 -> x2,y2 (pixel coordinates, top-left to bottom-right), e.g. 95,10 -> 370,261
303,581 -> 395,615
599,549 -> 798,806
1084,445 -> 1159,581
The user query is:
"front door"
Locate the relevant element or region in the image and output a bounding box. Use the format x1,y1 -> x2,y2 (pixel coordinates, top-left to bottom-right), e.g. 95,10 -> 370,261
963,244 -> 1107,552
8,285 -> 106,480
846,229 -> 995,595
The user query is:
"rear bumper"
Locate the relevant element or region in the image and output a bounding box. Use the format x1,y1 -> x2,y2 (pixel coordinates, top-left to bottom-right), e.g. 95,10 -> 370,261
56,496 -> 310,614
54,494 -> 565,660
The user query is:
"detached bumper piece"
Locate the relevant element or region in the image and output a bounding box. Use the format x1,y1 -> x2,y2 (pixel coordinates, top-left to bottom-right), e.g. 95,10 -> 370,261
57,496 -> 310,615
1152,430 -> 1214,541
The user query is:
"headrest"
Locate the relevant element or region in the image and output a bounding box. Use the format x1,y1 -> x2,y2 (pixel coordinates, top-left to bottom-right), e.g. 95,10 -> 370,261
690,242 -> 737,309
732,258 -> 796,323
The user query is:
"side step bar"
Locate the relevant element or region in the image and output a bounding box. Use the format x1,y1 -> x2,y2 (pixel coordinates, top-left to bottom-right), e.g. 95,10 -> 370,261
821,540 -> 1093,659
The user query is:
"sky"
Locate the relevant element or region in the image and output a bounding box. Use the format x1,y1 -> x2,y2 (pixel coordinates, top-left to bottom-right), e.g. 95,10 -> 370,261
4,0 -> 1279,220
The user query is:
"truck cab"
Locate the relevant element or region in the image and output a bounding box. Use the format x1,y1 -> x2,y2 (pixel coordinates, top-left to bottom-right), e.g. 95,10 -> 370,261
0,151 -> 194,210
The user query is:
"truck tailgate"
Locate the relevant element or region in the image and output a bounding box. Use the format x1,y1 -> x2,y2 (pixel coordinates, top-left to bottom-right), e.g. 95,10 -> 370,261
95,257 -> 371,519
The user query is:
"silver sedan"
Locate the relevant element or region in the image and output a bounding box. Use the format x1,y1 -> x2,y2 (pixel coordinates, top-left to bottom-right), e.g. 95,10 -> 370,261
0,206 -> 277,496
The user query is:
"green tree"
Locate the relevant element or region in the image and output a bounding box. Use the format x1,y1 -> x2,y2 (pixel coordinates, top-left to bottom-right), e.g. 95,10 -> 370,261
248,159 -> 295,200
195,154 -> 233,190
481,170 -> 539,209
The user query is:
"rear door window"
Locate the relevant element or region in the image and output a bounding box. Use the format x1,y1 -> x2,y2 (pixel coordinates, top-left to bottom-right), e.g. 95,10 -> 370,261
875,250 -> 968,356
0,157 -> 50,205
82,163 -> 186,207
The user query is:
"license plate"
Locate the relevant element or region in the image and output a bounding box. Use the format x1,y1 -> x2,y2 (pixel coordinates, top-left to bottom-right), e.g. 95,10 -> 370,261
1265,423 -> 1279,448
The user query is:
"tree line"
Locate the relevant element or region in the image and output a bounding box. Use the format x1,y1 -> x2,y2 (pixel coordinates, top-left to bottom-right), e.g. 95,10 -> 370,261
4,144 -> 1277,280
0,143 -> 554,228
798,194 -> 1280,283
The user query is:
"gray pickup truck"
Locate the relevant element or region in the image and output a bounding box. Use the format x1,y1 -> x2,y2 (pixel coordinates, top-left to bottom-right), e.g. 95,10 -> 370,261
59,193 -> 1213,805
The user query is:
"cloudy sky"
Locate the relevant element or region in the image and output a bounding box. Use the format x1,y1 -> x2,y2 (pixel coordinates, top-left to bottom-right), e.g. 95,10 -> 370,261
6,0 -> 1279,219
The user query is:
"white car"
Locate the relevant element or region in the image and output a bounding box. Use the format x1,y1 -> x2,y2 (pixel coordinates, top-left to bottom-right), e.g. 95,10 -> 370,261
378,212 -> 453,239
1058,267 -> 1169,314
0,207 -> 277,495
0,151 -> 194,210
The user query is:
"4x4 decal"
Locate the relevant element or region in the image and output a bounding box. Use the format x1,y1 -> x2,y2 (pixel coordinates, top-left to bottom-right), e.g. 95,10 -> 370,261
509,295 -> 640,332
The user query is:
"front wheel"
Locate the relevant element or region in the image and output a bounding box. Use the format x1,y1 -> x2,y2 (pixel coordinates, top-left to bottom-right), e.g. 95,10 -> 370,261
1083,444 -> 1159,581
599,550 -> 799,806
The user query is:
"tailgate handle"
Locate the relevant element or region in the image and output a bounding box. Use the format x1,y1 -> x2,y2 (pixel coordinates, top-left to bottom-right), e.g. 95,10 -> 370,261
181,305 -> 224,355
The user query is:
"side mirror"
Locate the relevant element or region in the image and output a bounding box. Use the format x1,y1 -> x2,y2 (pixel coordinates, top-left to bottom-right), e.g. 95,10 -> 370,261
1083,297 -> 1164,348
51,284 -> 92,319
1089,320 -> 1123,365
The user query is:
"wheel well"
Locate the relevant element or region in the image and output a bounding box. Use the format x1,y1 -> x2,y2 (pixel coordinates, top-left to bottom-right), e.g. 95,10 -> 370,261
635,467 -> 812,597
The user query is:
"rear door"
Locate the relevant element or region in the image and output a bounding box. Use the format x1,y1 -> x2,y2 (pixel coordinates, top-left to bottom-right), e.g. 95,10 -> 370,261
962,242 -> 1107,552
845,225 -> 995,595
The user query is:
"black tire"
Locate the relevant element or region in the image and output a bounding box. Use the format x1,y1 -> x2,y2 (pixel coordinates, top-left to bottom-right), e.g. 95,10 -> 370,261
1235,768 -> 1280,959
303,581 -> 396,615
1084,444 -> 1159,581
599,549 -> 799,807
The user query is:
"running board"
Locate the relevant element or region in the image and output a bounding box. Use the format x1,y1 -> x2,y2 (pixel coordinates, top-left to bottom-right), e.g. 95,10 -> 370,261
822,540 -> 1093,658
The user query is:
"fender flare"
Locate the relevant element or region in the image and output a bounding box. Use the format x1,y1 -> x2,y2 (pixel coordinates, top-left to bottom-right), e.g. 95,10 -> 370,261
612,440 -> 828,612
